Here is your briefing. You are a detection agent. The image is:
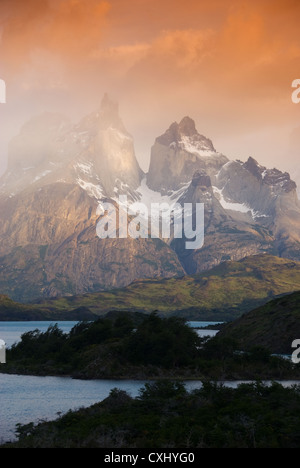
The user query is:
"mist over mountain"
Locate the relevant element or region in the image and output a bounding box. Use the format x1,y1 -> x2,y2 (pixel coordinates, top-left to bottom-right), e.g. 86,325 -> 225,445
288,126 -> 300,198
1,94 -> 143,199
0,95 -> 300,301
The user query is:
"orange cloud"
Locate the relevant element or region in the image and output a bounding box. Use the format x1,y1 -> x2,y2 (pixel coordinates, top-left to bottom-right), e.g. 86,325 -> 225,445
47,0 -> 111,56
2,0 -> 299,95
0,0 -> 110,73
1,0 -> 300,174
116,0 -> 300,103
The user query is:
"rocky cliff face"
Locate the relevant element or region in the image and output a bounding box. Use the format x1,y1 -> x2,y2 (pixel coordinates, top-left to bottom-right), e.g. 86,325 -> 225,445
0,182 -> 184,301
213,157 -> 300,260
0,98 -> 300,301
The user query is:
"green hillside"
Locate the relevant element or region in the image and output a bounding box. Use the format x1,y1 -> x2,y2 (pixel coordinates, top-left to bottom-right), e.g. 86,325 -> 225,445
0,295 -> 43,321
0,295 -> 97,321
34,254 -> 300,321
217,291 -> 300,354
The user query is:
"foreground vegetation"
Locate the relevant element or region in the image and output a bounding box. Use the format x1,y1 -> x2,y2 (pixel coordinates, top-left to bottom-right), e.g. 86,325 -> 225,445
3,380 -> 300,448
218,291 -> 300,354
1,312 -> 299,380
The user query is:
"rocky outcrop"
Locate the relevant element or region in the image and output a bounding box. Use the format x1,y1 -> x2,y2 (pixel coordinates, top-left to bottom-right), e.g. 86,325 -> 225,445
147,117 -> 228,192
214,157 -> 300,259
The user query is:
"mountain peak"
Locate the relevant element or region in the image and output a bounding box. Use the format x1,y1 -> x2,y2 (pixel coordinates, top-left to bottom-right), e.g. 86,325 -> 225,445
100,93 -> 119,116
243,156 -> 297,193
75,93 -> 126,135
191,170 -> 212,188
244,156 -> 264,179
156,117 -> 215,154
96,93 -> 122,130
178,116 -> 197,136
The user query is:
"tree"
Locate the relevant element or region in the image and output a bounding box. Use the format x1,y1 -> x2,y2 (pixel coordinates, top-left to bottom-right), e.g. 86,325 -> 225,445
124,313 -> 201,368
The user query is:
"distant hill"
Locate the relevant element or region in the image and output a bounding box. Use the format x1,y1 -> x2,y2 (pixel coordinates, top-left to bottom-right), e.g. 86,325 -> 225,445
0,295 -> 97,321
217,291 -> 300,354
0,295 -> 43,321
33,254 -> 300,321
1,254 -> 300,322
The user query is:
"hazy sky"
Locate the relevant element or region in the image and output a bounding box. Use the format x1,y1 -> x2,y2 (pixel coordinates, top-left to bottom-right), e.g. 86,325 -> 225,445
0,0 -> 300,175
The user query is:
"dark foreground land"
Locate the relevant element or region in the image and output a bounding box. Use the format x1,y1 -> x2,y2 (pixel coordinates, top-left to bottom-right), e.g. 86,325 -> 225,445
1,312 -> 299,381
2,380 -> 300,448
2,309 -> 300,448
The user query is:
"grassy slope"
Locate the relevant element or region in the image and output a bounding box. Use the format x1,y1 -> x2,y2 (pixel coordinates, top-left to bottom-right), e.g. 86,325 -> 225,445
217,290 -> 300,354
0,295 -> 98,321
0,295 -> 44,320
34,254 -> 300,321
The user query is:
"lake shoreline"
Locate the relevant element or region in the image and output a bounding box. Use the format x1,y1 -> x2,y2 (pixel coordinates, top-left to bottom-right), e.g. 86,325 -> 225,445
1,370 -> 300,383
2,377 -> 300,448
2,364 -> 300,382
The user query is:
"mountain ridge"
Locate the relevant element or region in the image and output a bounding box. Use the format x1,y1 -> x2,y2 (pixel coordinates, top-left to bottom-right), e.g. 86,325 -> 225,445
0,95 -> 300,301
0,254 -> 300,322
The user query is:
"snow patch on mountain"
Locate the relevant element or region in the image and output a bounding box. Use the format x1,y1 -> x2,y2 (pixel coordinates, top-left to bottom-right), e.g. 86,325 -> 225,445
212,186 -> 269,219
77,178 -> 104,201
22,166 -> 35,172
136,177 -> 190,211
33,170 -> 52,183
213,186 -> 250,213
74,162 -> 94,175
180,135 -> 216,157
108,127 -> 132,142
